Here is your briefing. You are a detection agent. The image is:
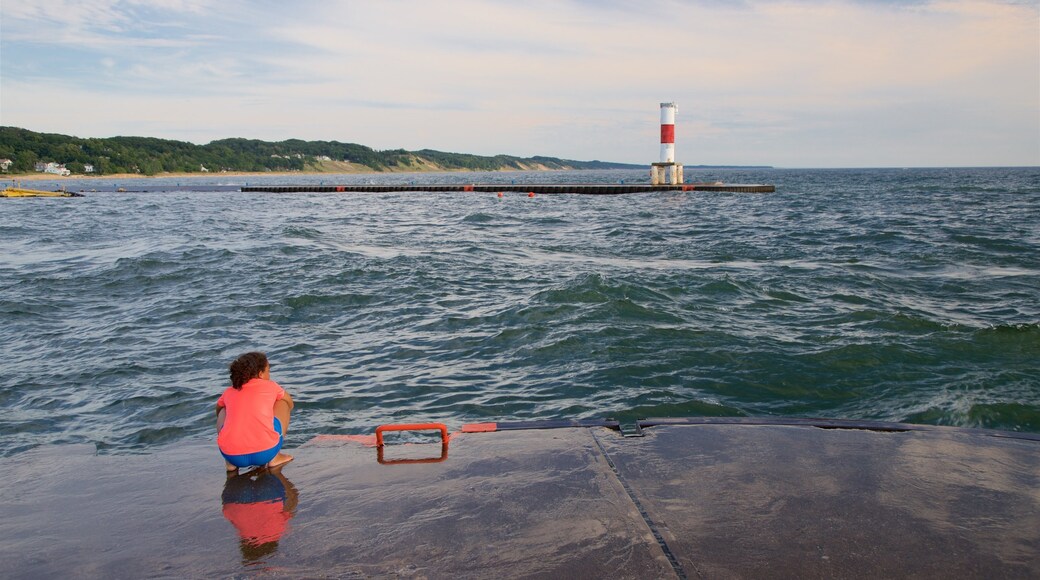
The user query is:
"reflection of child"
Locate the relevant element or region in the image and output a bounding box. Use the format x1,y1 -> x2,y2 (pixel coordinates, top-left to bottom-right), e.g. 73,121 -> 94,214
221,469 -> 299,562
216,352 -> 294,471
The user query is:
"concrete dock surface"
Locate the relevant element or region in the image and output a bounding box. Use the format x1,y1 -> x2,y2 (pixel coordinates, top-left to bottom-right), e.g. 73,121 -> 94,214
2,421 -> 1037,578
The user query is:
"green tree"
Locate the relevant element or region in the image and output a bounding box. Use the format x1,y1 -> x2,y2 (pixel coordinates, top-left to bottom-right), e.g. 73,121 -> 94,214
14,150 -> 38,172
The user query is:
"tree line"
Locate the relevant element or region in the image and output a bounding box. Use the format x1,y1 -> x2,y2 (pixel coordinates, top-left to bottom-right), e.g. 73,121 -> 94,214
0,127 -> 639,175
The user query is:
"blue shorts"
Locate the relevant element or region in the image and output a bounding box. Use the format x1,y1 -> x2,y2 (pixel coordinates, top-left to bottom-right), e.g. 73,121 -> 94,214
221,418 -> 284,468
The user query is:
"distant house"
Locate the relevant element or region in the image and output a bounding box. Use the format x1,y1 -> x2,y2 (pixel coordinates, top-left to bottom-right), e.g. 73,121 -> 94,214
200,165 -> 210,172
49,163 -> 71,176
36,161 -> 71,176
0,159 -> 11,172
315,155 -> 332,161
83,164 -> 95,173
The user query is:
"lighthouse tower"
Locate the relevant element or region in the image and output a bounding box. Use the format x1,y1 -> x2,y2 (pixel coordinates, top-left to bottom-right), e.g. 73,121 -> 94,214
651,102 -> 683,185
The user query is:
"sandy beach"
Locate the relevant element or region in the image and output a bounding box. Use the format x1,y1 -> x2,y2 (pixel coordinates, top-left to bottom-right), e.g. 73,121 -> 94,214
1,160 -> 567,182
4,170 -> 309,182
1,169 -> 560,182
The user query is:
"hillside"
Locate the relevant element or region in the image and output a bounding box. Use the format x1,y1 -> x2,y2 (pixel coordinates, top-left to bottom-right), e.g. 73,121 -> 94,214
0,127 -> 641,176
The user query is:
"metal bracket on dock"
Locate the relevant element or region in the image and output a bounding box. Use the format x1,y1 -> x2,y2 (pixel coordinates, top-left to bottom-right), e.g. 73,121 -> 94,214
618,422 -> 645,437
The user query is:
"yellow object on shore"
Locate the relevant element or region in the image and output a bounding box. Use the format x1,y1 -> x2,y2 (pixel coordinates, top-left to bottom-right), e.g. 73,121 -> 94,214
1,187 -> 81,198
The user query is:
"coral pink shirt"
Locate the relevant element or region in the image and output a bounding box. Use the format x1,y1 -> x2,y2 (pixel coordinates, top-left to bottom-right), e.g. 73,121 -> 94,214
217,378 -> 285,455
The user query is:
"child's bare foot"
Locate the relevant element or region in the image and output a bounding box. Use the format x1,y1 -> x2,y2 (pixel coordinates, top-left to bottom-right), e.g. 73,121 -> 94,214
225,461 -> 239,473
267,452 -> 294,470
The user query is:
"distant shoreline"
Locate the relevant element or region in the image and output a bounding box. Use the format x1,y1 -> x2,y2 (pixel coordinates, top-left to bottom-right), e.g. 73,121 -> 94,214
1,165 -> 778,182
1,166 -> 574,182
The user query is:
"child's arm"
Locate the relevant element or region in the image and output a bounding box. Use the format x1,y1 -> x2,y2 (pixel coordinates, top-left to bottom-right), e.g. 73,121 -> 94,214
215,400 -> 226,431
280,390 -> 294,410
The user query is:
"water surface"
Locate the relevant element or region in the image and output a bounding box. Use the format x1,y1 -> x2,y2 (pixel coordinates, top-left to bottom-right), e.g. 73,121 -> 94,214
2,167 -> 1038,455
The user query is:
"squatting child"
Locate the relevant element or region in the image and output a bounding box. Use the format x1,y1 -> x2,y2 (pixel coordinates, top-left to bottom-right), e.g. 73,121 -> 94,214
216,352 -> 294,471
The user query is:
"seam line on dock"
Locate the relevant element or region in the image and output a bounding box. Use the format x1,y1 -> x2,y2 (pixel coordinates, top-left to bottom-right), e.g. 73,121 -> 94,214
590,428 -> 688,580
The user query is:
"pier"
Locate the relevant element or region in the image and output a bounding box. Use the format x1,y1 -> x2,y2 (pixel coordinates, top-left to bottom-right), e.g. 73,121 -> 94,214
3,418 -> 1036,577
240,182 -> 775,194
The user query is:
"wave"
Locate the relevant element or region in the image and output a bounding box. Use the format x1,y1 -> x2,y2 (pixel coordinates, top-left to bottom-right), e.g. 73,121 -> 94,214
903,402 -> 1040,433
461,212 -> 496,224
977,321 -> 1040,335
283,225 -> 323,239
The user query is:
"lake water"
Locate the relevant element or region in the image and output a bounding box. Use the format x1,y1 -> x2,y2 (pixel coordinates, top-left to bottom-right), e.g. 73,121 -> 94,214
2,167 -> 1038,456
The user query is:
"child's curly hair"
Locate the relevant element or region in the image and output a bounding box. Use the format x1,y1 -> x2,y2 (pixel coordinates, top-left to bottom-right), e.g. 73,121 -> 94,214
229,351 -> 269,389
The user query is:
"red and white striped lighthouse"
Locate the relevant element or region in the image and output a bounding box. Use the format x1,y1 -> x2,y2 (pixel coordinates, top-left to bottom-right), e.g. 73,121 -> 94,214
660,102 -> 676,163
651,102 -> 683,185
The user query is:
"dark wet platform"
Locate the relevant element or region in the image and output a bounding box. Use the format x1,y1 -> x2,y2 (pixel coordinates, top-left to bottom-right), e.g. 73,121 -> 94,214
2,420 -> 1037,578
241,182 -> 776,194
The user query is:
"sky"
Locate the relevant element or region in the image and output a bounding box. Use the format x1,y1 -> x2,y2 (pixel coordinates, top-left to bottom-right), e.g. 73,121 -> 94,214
1,0 -> 1038,168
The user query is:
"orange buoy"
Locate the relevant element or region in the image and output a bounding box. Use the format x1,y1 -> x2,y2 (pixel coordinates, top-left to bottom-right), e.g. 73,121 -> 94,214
528,192 -> 535,198
497,192 -> 503,198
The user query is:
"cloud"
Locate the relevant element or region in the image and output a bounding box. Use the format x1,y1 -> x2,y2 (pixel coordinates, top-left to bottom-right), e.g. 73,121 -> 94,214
1,0 -> 1037,166
2,0 -> 223,47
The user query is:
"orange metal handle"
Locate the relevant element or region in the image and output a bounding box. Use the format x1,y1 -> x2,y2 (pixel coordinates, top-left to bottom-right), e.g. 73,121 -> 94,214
374,423 -> 449,447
